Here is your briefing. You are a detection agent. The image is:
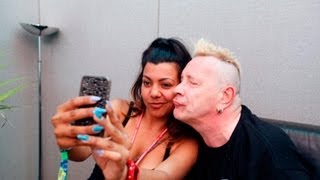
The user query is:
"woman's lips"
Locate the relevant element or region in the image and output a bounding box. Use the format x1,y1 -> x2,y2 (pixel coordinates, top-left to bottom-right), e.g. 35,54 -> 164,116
149,102 -> 165,109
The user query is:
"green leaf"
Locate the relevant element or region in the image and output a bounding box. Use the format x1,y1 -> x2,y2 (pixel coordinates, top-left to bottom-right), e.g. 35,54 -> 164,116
0,77 -> 24,88
0,104 -> 16,110
0,84 -> 25,102
0,61 -> 26,125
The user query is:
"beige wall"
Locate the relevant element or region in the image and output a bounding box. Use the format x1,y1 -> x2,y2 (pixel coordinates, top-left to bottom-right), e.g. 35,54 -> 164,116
1,0 -> 319,179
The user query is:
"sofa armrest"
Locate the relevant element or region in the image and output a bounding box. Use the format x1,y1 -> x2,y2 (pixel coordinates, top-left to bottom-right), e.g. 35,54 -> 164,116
261,117 -> 320,170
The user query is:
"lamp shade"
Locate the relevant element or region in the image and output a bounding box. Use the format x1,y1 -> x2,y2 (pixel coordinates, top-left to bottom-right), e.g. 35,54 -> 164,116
20,23 -> 59,36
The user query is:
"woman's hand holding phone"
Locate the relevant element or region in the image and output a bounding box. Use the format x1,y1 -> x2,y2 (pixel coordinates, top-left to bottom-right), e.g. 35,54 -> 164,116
51,96 -> 102,150
52,75 -> 110,148
51,75 -> 113,161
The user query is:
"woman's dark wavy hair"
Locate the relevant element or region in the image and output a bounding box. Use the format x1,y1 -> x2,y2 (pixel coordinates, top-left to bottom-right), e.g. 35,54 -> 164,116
130,37 -> 200,143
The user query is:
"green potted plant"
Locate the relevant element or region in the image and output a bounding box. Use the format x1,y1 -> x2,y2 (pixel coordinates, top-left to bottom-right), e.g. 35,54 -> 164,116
0,65 -> 25,128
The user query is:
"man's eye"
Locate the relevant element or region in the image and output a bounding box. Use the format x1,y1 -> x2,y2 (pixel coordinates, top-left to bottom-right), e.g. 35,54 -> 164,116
190,81 -> 198,86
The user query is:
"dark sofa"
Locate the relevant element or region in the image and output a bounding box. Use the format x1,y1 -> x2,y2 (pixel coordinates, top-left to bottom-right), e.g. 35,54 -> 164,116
261,117 -> 320,177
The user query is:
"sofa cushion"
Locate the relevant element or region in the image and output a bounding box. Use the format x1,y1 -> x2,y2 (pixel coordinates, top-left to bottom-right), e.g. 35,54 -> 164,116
261,117 -> 320,177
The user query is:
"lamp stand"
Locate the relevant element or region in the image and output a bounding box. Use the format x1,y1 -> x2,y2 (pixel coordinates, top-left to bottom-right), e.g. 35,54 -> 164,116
20,23 -> 59,180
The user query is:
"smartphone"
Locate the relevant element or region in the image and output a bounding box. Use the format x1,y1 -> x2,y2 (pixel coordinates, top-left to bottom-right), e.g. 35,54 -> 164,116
72,75 -> 111,126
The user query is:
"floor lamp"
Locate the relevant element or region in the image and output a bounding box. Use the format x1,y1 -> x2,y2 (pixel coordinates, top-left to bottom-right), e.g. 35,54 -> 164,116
20,23 -> 59,180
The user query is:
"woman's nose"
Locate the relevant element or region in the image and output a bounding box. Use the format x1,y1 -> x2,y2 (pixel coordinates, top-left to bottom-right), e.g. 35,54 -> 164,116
150,86 -> 161,97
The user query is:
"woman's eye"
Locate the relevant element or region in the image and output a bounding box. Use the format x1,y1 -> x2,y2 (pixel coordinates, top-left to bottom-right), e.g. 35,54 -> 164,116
143,81 -> 151,86
161,83 -> 173,89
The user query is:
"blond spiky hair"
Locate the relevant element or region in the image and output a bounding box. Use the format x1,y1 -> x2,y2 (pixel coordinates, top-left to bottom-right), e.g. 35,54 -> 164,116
193,38 -> 241,75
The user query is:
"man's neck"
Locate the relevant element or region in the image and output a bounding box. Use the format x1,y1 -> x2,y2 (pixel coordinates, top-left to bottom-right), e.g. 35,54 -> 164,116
195,106 -> 242,148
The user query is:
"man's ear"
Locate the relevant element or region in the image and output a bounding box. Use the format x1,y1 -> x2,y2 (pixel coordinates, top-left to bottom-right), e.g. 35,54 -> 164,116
220,85 -> 236,107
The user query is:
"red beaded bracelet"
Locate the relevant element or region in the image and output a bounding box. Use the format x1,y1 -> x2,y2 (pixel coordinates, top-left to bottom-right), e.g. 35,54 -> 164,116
127,160 -> 139,180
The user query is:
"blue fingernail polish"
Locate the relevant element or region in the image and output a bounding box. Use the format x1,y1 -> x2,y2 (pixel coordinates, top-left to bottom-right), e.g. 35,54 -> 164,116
96,113 -> 103,119
94,149 -> 104,156
93,125 -> 104,133
94,107 -> 106,114
77,134 -> 89,141
93,107 -> 106,119
90,96 -> 101,102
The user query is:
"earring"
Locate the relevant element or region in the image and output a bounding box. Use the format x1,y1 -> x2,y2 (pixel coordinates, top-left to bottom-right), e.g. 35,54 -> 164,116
217,108 -> 223,114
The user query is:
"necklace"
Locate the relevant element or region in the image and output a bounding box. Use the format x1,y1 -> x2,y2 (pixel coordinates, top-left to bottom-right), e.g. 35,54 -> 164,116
130,114 -> 168,165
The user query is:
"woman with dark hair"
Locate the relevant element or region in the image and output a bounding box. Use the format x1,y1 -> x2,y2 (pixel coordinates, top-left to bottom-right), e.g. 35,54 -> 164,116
52,37 -> 199,179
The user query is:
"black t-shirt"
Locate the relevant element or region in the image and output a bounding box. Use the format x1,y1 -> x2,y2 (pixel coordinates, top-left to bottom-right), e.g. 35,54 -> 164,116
185,105 -> 313,180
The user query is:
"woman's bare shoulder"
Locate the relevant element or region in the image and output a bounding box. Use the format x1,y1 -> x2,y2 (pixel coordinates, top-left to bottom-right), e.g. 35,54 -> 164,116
172,137 -> 199,152
110,99 -> 132,120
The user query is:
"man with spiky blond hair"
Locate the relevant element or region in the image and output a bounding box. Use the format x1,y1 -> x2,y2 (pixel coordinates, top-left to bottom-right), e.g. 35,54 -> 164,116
174,39 -> 315,179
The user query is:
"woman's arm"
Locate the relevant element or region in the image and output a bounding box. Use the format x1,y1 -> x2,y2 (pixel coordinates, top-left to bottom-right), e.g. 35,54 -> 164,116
67,146 -> 92,161
139,138 -> 198,180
